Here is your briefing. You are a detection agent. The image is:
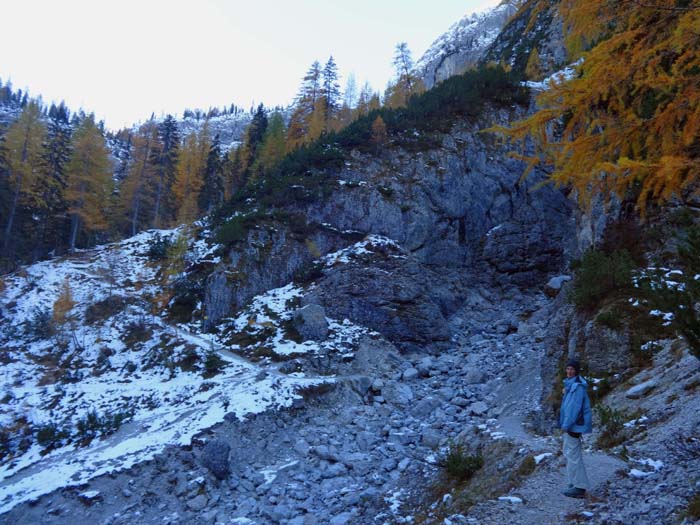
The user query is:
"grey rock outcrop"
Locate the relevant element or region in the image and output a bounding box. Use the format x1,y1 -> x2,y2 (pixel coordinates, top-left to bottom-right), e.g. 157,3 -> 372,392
293,304 -> 329,341
544,275 -> 571,297
416,2 -> 520,89
200,439 -> 231,480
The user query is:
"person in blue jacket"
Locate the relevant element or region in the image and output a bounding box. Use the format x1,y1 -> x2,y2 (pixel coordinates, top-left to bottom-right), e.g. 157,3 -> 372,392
559,358 -> 592,498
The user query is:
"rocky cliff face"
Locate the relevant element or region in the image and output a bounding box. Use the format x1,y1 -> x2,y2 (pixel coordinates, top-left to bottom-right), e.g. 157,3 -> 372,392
203,106 -> 576,352
481,0 -> 567,77
416,2 -> 521,90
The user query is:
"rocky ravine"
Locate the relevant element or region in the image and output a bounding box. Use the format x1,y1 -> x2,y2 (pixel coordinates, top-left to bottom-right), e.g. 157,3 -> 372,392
0,279 -> 580,525
3,106 -> 700,525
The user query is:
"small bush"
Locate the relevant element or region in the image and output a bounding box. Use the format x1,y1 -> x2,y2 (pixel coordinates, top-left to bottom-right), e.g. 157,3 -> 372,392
122,317 -> 153,349
439,444 -> 484,482
687,493 -> 700,519
26,308 -> 55,340
146,234 -> 173,261
595,404 -> 631,449
215,216 -> 248,246
668,207 -> 695,227
168,277 -> 203,323
176,346 -> 200,372
570,249 -> 635,309
595,310 -> 624,330
293,262 -> 325,285
517,455 -> 536,477
36,422 -> 70,448
75,408 -> 133,445
85,296 -> 127,324
203,350 -> 226,378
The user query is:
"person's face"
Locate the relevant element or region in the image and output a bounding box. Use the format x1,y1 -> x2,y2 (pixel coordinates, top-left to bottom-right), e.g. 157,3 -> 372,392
565,366 -> 577,378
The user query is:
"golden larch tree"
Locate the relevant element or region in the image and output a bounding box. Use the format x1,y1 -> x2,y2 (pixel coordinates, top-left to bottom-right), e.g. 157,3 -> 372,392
64,114 -> 113,251
173,131 -> 207,224
499,0 -> 700,213
2,102 -> 47,253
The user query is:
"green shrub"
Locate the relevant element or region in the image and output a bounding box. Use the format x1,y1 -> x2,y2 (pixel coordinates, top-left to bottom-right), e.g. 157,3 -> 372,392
85,296 -> 127,324
168,277 -> 203,323
203,350 -> 226,378
75,408 -> 133,445
637,225 -> 700,361
439,444 -> 484,482
176,346 -> 200,372
595,404 -> 630,449
687,493 -> 700,519
26,308 -> 54,340
215,216 -> 248,246
595,310 -> 624,330
36,422 -> 69,448
668,207 -> 695,227
146,233 -> 173,261
570,249 -> 635,309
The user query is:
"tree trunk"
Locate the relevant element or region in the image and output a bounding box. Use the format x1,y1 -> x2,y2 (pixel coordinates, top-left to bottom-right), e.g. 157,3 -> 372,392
2,182 -> 21,254
69,213 -> 80,251
152,167 -> 164,229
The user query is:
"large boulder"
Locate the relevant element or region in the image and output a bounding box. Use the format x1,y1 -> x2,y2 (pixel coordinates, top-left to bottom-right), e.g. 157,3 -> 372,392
200,439 -> 231,480
293,304 -> 329,341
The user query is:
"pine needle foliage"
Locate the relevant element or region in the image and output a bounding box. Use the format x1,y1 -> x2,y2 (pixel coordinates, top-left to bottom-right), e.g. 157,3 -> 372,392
495,0 -> 700,213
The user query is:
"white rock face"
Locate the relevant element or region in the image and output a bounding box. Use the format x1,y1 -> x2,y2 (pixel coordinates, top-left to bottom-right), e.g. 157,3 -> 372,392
416,1 -> 520,89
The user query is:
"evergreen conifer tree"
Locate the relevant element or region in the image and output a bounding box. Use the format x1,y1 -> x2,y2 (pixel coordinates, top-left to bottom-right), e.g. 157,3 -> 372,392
152,115 -> 179,228
198,133 -> 224,214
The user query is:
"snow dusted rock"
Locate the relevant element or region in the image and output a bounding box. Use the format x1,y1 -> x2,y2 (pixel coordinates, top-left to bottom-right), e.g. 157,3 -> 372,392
544,275 -> 571,297
200,439 -> 231,480
416,2 -> 520,89
78,490 -> 102,506
625,378 -> 659,399
293,304 -> 329,341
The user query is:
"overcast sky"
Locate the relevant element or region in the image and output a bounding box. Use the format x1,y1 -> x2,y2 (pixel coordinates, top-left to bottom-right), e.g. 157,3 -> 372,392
0,0 -> 501,130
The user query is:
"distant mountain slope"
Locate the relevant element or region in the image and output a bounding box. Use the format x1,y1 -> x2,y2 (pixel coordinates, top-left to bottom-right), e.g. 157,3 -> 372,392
416,1 -> 521,89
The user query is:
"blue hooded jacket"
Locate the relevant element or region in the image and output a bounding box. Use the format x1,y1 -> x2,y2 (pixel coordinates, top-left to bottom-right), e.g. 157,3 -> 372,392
559,375 -> 593,433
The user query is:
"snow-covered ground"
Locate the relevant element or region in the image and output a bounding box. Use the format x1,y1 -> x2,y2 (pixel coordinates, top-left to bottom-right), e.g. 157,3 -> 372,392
0,228 -> 381,514
0,227 -> 396,514
522,59 -> 583,91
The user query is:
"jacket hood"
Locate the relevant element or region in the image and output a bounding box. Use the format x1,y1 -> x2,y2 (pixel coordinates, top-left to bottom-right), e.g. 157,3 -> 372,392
564,375 -> 588,389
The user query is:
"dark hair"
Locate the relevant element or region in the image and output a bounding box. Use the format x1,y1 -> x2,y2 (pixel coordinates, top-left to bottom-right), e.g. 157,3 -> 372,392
566,358 -> 581,374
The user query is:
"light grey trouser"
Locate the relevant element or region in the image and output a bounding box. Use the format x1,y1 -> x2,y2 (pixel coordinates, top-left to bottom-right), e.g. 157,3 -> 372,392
563,432 -> 590,490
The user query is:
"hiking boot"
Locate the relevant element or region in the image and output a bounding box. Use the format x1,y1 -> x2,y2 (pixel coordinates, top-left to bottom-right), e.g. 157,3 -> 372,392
562,487 -> 586,498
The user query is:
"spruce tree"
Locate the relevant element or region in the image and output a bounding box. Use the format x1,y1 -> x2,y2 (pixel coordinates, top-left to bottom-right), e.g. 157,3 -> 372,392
287,61 -> 322,150
33,106 -> 72,258
321,56 -> 342,131
152,115 -> 179,228
198,133 -> 224,214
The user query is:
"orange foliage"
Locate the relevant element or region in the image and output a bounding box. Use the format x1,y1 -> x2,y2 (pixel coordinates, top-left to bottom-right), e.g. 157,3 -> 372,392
499,0 -> 700,213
